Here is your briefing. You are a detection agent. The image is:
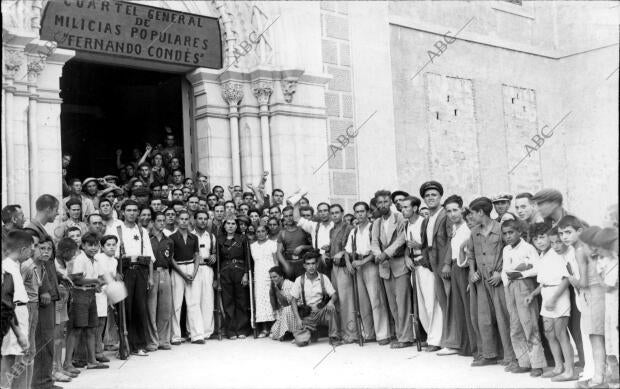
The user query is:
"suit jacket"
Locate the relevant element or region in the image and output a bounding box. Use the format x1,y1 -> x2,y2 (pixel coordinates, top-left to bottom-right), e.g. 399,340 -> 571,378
370,212 -> 408,279
420,208 -> 452,273
24,220 -> 60,304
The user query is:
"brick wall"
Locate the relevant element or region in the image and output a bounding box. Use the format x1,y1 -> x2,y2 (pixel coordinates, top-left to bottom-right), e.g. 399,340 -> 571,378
320,1 -> 358,211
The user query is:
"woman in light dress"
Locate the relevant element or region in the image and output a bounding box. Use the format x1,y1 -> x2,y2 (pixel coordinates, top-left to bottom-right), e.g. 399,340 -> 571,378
268,267 -> 300,340
250,225 -> 278,337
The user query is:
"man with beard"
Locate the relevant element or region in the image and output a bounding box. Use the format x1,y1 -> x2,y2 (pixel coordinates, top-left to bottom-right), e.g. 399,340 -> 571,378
192,211 -> 217,340
370,190 -> 413,349
277,207 -> 312,280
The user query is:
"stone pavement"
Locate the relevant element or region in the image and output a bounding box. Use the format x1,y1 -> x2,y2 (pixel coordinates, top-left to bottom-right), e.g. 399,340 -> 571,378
63,338 -> 577,389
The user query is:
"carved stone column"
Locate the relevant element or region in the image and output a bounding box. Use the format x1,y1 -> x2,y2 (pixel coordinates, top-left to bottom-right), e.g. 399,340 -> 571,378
222,82 -> 244,185
26,53 -> 46,213
252,80 -> 273,193
2,47 -> 24,204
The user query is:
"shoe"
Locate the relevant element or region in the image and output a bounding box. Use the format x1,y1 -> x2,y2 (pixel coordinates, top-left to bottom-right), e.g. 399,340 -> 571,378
171,340 -> 182,345
420,341 -> 428,348
530,368 -> 543,377
378,339 -> 391,346
208,333 -> 219,340
87,362 -> 109,369
329,338 -> 343,346
505,361 -> 519,372
95,355 -> 110,363
104,344 -> 119,351
511,366 -> 531,374
131,349 -> 148,356
390,341 -> 413,349
158,345 -> 171,350
191,339 -> 205,344
62,365 -> 80,375
542,368 -> 563,378
436,347 -> 459,356
471,358 -> 497,367
145,346 -> 158,352
426,345 -> 440,352
53,372 -> 72,382
72,360 -> 87,368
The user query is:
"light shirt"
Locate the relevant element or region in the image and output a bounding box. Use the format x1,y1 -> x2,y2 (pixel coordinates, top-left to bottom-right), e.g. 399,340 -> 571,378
537,249 -> 571,318
192,229 -> 215,261
501,239 -> 540,285
3,258 -> 28,303
297,218 -> 333,254
20,259 -> 42,303
291,273 -> 335,308
94,253 -> 117,316
451,223 -> 471,267
426,208 -> 441,247
345,222 -> 372,256
162,227 -> 176,238
112,223 -> 155,262
103,219 -> 123,237
407,217 -> 424,245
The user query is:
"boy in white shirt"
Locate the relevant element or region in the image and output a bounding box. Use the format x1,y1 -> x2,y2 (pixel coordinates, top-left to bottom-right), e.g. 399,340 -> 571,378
93,235 -> 119,363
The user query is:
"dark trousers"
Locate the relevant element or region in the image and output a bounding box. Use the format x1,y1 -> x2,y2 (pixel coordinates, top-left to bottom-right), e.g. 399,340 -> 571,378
32,302 -> 55,389
220,265 -> 249,336
444,265 -> 475,355
124,266 -> 149,352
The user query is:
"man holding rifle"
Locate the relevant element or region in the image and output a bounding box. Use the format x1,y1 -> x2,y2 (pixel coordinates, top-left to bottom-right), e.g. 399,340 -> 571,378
345,201 -> 391,345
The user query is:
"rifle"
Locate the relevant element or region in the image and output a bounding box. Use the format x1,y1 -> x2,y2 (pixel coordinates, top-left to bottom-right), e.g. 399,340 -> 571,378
351,253 -> 364,347
245,238 -> 257,338
410,269 -> 422,351
215,236 -> 224,341
115,226 -> 131,359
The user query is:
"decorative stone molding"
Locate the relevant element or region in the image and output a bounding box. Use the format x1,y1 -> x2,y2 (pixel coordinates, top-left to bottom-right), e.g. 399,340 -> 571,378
222,82 -> 244,106
1,0 -> 45,33
3,48 -> 24,79
281,79 -> 298,103
252,80 -> 273,105
26,54 -> 46,83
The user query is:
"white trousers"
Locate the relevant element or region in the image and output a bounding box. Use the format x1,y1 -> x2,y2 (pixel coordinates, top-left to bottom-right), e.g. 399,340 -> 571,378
414,265 -> 443,347
171,263 -> 204,342
195,265 -> 214,338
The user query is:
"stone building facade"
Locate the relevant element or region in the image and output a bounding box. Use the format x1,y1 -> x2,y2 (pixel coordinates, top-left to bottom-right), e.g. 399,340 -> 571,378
2,1 -> 618,224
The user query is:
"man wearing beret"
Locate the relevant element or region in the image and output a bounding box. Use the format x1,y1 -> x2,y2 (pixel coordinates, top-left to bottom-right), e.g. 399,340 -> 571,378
419,181 -> 460,355
370,190 -> 411,348
466,197 -> 516,368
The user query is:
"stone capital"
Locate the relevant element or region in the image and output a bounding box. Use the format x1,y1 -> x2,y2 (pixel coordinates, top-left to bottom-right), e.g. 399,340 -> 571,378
221,82 -> 244,106
3,48 -> 24,79
281,79 -> 298,104
26,54 -> 46,83
252,80 -> 273,106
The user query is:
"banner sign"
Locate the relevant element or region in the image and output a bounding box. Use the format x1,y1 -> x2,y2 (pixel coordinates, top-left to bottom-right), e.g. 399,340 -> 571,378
40,0 -> 222,69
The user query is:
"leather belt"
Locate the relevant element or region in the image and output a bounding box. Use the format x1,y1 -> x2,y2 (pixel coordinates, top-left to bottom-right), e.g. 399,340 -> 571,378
199,263 -> 212,267
15,302 -> 27,306
155,266 -> 168,270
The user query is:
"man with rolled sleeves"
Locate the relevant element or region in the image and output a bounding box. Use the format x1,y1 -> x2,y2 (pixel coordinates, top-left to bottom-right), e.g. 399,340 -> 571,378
146,212 -> 174,351
24,194 -> 60,389
466,197 -> 516,368
370,190 -> 412,349
419,181 -> 459,355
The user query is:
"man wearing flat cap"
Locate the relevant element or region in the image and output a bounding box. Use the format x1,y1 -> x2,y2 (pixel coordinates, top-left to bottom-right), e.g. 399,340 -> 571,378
532,188 -> 588,228
419,181 -> 459,355
491,193 -> 516,224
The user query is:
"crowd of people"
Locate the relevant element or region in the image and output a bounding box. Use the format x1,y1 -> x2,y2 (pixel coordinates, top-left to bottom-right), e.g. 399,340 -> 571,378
1,133 -> 619,389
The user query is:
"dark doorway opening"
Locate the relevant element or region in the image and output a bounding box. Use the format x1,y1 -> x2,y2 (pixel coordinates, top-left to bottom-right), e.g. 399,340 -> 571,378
60,59 -> 184,181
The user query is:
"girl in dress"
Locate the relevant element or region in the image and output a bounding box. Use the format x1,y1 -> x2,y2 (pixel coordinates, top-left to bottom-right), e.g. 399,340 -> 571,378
268,266 -> 300,340
250,225 -> 278,337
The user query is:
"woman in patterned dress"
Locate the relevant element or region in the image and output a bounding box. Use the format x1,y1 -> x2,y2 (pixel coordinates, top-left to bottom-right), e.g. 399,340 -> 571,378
250,225 -> 278,337
268,266 -> 300,340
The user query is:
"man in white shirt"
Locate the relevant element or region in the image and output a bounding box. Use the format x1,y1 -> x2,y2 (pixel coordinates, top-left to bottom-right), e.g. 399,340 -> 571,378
345,201 -> 390,345
402,196 -> 443,351
192,211 -> 217,340
112,200 -> 155,357
297,202 -> 333,276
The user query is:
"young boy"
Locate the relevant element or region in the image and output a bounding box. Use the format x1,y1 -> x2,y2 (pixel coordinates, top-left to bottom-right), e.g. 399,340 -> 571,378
66,226 -> 82,248
560,216 -> 605,387
94,235 -> 119,362
526,227 -> 577,381
501,220 -> 545,376
63,232 -> 108,372
0,231 -> 33,389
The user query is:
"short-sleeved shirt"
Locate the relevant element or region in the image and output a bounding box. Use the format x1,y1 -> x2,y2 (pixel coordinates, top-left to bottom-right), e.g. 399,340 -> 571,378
345,223 -> 372,256
72,252 -> 100,290
277,227 -> 311,260
291,273 -> 335,307
537,249 -> 571,318
2,258 -> 28,304
170,230 -> 199,264
501,239 -> 540,285
20,259 -> 41,303
192,230 -> 215,261
150,233 -> 174,269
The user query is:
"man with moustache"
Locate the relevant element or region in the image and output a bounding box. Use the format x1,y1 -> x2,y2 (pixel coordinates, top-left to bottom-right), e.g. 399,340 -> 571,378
419,181 -> 459,355
370,190 -> 413,349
